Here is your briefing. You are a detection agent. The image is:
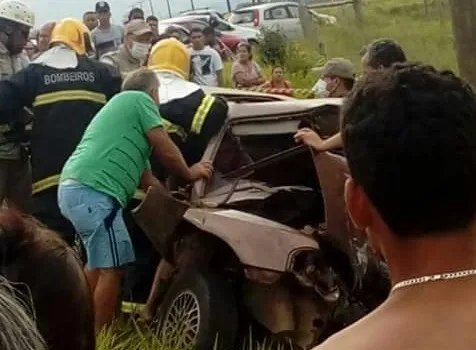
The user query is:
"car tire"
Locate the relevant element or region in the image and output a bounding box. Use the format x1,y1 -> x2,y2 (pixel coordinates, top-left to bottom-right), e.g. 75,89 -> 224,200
157,268 -> 238,350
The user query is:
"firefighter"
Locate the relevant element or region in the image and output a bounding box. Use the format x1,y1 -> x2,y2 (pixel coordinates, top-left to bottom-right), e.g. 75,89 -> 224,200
146,38 -> 228,179
140,38 -> 228,321
0,18 -> 121,245
0,0 -> 34,212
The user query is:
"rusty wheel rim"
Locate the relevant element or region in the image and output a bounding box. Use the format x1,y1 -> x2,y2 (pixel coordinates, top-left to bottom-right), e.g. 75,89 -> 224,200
161,290 -> 201,349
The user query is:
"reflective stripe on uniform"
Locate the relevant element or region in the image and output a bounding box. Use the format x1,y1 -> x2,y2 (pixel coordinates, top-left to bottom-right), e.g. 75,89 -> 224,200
133,189 -> 146,201
32,174 -> 60,195
191,95 -> 215,134
33,90 -> 107,107
161,118 -> 187,141
121,301 -> 145,314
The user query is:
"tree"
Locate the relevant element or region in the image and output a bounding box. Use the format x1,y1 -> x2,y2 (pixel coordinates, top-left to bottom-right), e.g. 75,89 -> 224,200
449,0 -> 476,88
297,0 -> 320,49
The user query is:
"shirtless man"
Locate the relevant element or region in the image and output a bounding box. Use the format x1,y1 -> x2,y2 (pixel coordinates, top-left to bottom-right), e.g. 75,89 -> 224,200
314,63 -> 476,350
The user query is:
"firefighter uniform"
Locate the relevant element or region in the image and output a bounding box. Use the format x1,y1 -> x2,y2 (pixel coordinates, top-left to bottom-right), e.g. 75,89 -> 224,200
147,38 -> 228,178
0,18 -> 121,245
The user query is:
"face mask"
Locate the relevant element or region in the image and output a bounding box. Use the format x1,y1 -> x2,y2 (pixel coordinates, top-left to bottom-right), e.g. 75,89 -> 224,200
130,41 -> 150,61
314,79 -> 329,97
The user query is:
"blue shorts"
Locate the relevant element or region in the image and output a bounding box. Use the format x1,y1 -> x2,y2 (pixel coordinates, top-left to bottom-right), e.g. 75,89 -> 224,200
58,181 -> 135,269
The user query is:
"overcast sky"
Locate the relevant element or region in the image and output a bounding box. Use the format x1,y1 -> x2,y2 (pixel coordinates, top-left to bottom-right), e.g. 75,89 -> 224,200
29,0 -> 238,27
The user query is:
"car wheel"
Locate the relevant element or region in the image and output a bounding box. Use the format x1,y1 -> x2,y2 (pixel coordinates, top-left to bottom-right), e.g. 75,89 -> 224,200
158,269 -> 238,350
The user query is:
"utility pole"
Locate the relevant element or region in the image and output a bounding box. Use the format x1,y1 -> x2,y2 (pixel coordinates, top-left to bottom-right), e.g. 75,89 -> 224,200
165,0 -> 172,17
148,0 -> 155,15
297,0 -> 319,50
190,0 -> 196,10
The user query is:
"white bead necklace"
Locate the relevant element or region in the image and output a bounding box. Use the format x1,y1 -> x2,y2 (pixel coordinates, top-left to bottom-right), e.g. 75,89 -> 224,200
391,269 -> 476,293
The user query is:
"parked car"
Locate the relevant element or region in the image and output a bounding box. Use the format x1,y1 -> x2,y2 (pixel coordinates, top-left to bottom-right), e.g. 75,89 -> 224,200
161,18 -> 244,52
133,98 -> 390,350
180,8 -> 225,19
163,15 -> 260,44
229,2 -> 304,39
158,23 -> 239,59
158,23 -> 190,42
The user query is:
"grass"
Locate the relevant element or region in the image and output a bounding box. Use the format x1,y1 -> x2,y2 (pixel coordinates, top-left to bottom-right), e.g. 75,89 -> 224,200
225,0 -> 456,90
98,1 -> 456,348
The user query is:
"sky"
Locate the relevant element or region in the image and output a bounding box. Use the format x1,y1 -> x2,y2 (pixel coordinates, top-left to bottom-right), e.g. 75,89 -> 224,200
28,0 -> 240,27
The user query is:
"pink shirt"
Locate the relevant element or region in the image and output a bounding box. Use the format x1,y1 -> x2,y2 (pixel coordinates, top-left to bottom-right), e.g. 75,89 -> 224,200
231,60 -> 262,87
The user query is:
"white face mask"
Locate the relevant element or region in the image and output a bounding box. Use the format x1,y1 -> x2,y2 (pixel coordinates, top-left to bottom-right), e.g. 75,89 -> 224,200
314,79 -> 329,97
130,41 -> 150,61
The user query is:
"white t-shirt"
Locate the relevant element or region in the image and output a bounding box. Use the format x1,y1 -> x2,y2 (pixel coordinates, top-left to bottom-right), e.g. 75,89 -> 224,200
91,24 -> 124,58
189,46 -> 223,87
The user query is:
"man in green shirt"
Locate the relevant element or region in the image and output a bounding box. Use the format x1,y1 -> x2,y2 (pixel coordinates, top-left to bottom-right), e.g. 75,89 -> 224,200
58,67 -> 212,331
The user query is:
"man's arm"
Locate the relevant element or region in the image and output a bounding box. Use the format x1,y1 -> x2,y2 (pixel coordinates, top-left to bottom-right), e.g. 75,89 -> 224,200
0,67 -> 36,123
147,127 -> 212,182
294,128 -> 343,151
140,169 -> 166,191
97,60 -> 122,100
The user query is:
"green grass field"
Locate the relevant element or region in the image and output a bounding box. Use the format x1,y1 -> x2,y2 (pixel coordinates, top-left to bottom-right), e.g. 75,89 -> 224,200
249,0 -> 455,90
98,1 -> 456,348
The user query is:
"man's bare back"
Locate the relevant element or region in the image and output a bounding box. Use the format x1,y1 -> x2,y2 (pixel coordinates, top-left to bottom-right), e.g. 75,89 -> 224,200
319,63 -> 476,350
316,279 -> 476,350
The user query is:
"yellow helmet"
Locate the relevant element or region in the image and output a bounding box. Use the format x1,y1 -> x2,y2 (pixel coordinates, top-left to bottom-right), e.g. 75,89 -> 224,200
147,38 -> 190,80
50,18 -> 93,56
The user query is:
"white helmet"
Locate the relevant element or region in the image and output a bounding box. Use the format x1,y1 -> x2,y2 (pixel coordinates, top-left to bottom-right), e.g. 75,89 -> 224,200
0,0 -> 34,27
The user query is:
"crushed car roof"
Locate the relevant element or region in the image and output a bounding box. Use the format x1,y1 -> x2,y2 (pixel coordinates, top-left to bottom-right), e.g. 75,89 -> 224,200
227,98 -> 343,120
202,86 -> 294,100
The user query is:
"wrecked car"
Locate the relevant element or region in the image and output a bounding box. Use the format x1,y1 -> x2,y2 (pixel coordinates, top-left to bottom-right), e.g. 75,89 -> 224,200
133,98 -> 390,350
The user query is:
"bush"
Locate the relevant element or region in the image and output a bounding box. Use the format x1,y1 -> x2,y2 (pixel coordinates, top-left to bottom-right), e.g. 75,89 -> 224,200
256,28 -> 326,91
257,27 -> 287,67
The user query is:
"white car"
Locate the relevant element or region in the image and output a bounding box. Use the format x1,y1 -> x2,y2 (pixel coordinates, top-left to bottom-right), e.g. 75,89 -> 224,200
179,8 -> 225,19
162,15 -> 260,44
228,2 -> 304,40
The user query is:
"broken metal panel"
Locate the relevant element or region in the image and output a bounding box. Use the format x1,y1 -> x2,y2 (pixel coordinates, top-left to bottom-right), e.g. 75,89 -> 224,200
243,279 -> 330,348
243,280 -> 296,334
132,186 -> 190,257
183,208 -> 319,272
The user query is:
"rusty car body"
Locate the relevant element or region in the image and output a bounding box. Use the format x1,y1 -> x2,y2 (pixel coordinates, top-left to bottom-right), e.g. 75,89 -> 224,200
133,98 -> 389,350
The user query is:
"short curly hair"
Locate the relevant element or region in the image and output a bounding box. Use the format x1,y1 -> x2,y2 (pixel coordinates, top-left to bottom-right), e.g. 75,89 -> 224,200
363,38 -> 406,69
342,63 -> 476,236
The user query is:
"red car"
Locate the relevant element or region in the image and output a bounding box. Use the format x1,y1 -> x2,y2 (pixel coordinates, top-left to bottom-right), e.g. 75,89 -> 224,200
161,18 -> 243,53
